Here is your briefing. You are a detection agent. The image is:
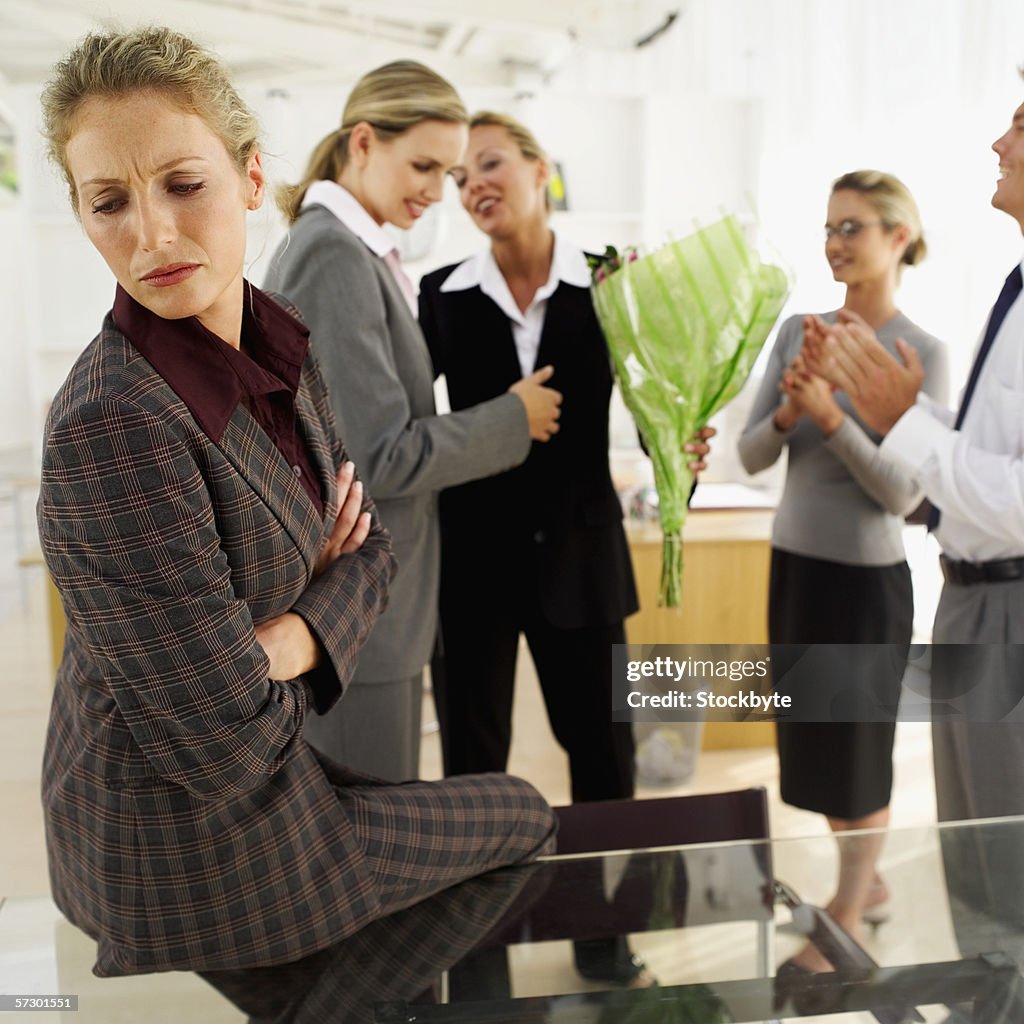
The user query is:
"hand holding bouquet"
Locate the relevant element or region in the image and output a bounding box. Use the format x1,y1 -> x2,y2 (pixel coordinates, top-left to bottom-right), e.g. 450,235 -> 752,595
590,216 -> 789,606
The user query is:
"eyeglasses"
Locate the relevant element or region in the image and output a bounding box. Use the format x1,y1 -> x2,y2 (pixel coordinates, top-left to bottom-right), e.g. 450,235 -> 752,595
824,219 -> 883,241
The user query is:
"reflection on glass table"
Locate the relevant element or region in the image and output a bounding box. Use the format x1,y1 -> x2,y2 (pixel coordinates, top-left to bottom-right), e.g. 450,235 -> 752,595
374,817 -> 1024,1024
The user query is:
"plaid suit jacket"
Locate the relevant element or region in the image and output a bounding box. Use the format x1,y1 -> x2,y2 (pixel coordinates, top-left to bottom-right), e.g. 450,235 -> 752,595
38,299 -> 396,977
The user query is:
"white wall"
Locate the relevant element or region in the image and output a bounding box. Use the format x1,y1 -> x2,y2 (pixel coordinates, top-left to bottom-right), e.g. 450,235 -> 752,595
544,0 -> 1024,489
0,204 -> 31,455
5,84 -> 112,461
4,0 -> 1024,468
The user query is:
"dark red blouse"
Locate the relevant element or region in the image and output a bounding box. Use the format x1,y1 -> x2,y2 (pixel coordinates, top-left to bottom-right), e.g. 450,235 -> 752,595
112,282 -> 324,515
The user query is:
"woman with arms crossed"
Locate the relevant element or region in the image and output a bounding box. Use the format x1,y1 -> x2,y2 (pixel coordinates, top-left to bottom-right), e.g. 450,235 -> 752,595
738,170 -> 948,973
264,66 -> 561,782
38,28 -> 554,1016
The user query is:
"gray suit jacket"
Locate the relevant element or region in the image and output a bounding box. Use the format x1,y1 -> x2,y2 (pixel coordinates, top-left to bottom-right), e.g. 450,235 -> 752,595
263,204 -> 530,680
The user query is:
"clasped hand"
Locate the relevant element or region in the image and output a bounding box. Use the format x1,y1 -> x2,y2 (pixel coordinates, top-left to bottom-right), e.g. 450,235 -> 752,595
772,319 -> 845,436
801,310 -> 923,435
254,461 -> 370,680
509,364 -> 563,441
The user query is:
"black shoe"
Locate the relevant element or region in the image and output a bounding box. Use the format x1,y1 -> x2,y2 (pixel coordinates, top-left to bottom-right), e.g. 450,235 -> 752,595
574,937 -> 655,987
773,958 -> 829,1015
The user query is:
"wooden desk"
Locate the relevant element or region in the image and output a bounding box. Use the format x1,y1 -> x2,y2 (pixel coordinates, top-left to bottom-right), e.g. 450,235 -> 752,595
44,572 -> 65,677
20,547 -> 65,678
625,510 -> 775,749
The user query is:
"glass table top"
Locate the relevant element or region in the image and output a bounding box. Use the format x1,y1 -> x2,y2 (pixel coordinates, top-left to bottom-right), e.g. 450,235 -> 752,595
375,816 -> 1024,1023
3,816 -> 1023,1023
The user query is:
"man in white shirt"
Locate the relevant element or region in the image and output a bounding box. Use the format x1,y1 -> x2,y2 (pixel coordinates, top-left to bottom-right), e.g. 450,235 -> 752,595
804,86 -> 1024,950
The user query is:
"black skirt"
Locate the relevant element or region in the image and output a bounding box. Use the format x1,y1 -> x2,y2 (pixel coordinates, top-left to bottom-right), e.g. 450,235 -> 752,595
770,548 -> 913,820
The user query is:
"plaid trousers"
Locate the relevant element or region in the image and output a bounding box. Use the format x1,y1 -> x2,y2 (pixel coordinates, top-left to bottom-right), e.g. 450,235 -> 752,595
201,771 -> 555,1022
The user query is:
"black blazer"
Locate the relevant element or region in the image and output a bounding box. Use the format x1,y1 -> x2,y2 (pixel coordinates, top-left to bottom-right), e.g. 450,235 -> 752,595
419,263 -> 639,630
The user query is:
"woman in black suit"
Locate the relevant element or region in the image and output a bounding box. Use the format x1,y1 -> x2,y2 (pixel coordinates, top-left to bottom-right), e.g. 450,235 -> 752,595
419,111 -> 711,986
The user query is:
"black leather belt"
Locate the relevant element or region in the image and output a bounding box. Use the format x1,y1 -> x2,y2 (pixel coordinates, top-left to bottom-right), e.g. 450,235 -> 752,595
940,554 -> 1024,585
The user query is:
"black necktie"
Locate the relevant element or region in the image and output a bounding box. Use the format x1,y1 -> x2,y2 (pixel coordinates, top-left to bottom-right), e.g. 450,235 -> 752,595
929,264 -> 1023,531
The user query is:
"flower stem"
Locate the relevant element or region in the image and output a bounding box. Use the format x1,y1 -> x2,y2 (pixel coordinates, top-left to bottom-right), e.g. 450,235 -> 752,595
658,531 -> 684,607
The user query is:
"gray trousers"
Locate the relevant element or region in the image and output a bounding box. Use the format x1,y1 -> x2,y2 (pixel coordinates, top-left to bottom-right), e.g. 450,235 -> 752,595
302,671 -> 424,782
931,576 -> 1024,962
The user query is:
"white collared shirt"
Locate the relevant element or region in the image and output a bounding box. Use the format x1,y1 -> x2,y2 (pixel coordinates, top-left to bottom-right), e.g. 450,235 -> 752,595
302,180 -> 393,256
301,180 -> 417,312
441,233 -> 591,377
883,255 -> 1024,561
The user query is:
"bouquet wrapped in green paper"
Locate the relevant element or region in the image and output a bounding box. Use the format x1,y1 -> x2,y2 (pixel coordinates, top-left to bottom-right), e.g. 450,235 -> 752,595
590,215 -> 789,607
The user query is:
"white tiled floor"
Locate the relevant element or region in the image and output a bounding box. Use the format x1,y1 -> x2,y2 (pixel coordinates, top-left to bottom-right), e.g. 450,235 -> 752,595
0,490 -> 949,1022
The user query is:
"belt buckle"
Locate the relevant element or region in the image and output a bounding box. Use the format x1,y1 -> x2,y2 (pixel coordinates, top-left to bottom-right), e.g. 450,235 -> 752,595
940,555 -> 979,585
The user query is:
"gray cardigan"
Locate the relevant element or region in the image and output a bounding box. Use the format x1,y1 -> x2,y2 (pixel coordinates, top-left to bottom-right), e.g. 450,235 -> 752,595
263,204 -> 530,679
738,311 -> 948,566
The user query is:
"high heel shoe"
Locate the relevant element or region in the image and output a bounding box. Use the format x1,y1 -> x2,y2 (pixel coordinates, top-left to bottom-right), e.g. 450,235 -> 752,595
773,959 -> 833,1015
862,899 -> 891,930
862,877 -> 892,930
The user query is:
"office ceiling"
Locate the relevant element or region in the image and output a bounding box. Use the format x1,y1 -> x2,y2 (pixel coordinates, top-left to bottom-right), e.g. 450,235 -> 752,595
0,0 -> 683,88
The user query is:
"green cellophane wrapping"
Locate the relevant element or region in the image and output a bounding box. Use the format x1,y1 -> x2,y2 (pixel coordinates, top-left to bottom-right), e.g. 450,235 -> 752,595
592,215 -> 790,606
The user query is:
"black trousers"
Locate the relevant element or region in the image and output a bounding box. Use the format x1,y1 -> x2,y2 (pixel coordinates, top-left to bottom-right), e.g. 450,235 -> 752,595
434,563 -> 634,804
434,545 -> 638,992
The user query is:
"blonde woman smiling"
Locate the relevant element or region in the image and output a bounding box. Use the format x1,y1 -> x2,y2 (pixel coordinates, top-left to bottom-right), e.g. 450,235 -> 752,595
739,171 -> 948,973
266,65 -> 562,781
